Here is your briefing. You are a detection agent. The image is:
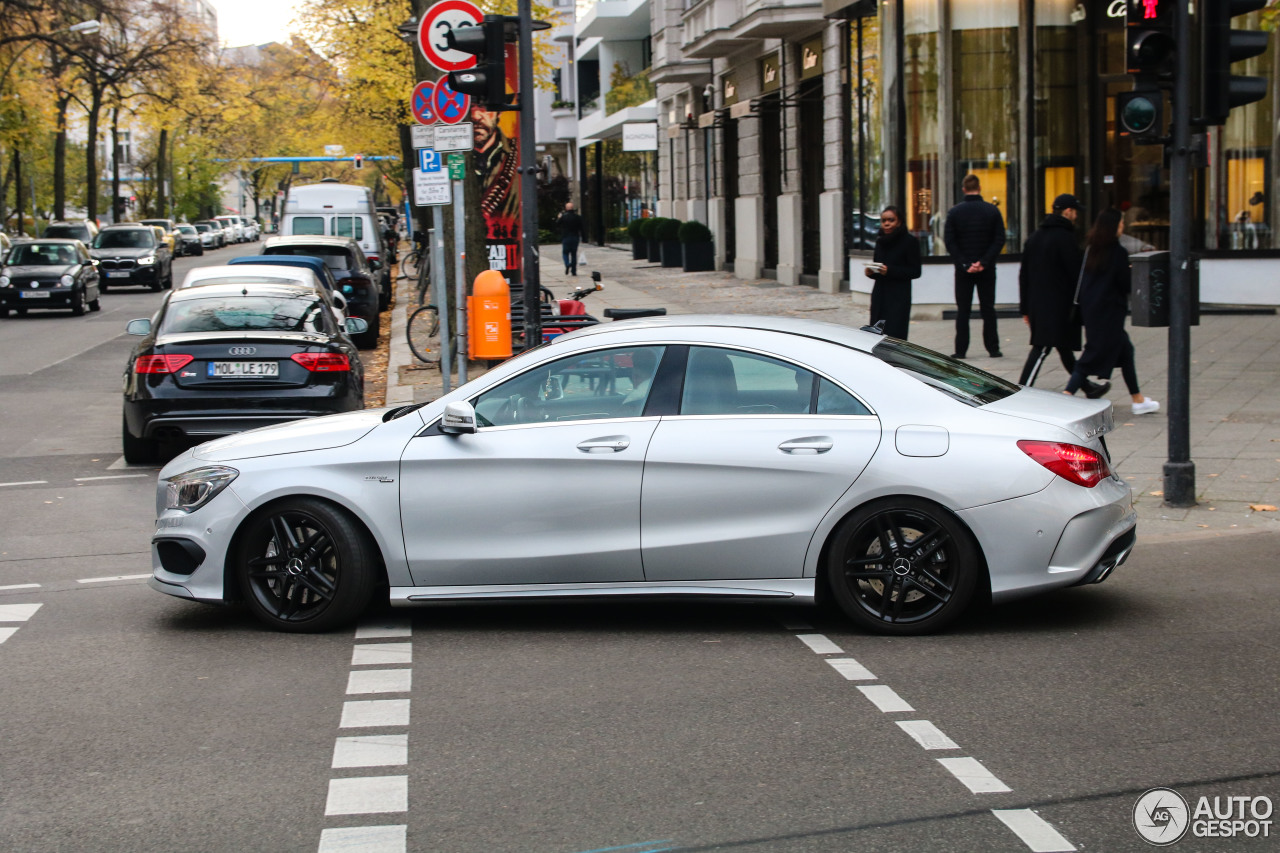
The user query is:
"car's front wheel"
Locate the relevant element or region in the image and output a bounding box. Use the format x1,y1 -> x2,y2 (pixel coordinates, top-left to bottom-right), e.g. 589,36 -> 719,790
70,287 -> 86,316
826,498 -> 980,636
236,498 -> 378,633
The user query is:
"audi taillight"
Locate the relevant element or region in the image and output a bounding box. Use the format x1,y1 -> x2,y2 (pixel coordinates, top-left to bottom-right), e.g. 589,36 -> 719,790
291,352 -> 350,372
135,354 -> 194,374
1017,440 -> 1110,488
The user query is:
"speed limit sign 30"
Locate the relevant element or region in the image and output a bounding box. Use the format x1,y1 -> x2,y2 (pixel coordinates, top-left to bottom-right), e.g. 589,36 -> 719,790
418,0 -> 483,73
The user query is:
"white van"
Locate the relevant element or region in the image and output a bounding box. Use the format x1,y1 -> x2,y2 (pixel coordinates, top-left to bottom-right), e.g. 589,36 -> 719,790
282,181 -> 384,265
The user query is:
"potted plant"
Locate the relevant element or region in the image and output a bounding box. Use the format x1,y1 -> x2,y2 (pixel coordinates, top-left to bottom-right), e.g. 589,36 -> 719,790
679,220 -> 715,271
657,218 -> 683,268
627,219 -> 647,260
640,217 -> 666,262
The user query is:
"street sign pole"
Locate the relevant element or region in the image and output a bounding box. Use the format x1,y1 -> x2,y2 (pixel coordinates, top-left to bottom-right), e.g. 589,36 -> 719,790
517,0 -> 541,350
1164,0 -> 1195,507
453,173 -> 468,386
432,206 -> 452,395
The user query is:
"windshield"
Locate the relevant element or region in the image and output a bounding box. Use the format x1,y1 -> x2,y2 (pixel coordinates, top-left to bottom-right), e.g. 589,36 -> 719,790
8,243 -> 78,266
94,230 -> 155,249
177,226 -> 196,235
872,339 -> 1019,406
194,224 -> 211,232
266,246 -> 352,271
161,295 -> 331,334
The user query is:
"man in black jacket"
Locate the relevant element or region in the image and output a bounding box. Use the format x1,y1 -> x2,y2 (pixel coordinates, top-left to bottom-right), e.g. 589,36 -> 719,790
943,174 -> 1006,358
1017,194 -> 1109,397
558,202 -> 584,275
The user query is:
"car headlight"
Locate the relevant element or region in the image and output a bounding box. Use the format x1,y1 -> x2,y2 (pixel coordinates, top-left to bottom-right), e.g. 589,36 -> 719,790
164,466 -> 238,512
61,274 -> 75,286
0,275 -> 9,286
138,256 -> 156,265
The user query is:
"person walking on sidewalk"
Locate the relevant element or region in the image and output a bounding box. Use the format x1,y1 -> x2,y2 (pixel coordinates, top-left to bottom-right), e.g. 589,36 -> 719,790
864,205 -> 921,339
1063,208 -> 1159,414
944,174 -> 1006,358
558,202 -> 584,276
1017,193 -> 1108,397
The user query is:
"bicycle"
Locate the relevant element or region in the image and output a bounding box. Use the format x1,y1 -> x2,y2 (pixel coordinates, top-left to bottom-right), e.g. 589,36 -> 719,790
406,254 -> 440,364
398,234 -> 426,281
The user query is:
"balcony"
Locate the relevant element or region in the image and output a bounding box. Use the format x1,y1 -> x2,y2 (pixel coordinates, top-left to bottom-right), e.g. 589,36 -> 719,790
606,67 -> 655,115
682,0 -> 824,57
576,0 -> 651,42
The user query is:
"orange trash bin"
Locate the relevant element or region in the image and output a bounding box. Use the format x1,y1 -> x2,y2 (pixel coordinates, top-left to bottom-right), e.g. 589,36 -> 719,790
467,269 -> 513,360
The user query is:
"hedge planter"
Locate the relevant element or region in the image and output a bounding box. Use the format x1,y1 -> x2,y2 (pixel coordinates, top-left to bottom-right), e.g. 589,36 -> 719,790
647,238 -> 663,263
682,241 -> 714,271
660,240 -> 683,267
632,236 -> 647,260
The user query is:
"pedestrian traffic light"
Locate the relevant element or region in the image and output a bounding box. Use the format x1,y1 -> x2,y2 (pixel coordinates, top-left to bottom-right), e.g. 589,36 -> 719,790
353,153 -> 364,170
1126,0 -> 1176,82
445,15 -> 512,110
1199,0 -> 1270,125
1116,89 -> 1164,139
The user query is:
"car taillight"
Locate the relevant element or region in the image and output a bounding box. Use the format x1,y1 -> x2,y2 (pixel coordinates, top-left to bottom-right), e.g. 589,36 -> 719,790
291,352 -> 350,372
135,354 -> 194,374
1017,440 -> 1110,488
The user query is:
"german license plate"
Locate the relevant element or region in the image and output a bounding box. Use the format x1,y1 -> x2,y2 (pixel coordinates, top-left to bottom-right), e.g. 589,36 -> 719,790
20,291 -> 50,298
107,271 -> 130,278
208,361 -> 278,378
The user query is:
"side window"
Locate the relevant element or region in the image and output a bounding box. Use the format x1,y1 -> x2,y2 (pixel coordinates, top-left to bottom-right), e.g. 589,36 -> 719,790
291,217 -> 325,236
472,346 -> 666,427
680,347 -> 872,416
817,378 -> 872,415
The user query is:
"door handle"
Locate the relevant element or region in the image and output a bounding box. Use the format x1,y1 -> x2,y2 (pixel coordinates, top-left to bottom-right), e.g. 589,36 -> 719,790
778,436 -> 833,454
577,436 -> 630,453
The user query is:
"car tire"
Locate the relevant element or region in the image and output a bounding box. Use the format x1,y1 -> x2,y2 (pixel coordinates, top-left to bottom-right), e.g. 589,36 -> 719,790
354,314 -> 381,350
121,413 -> 159,464
100,282 -> 110,293
149,278 -> 162,292
71,288 -> 86,316
825,497 -> 981,636
89,297 -> 101,312
235,498 -> 378,633
0,307 -> 9,318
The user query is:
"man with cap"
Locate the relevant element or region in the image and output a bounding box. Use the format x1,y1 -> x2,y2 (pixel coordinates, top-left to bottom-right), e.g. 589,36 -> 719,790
1017,193 -> 1109,396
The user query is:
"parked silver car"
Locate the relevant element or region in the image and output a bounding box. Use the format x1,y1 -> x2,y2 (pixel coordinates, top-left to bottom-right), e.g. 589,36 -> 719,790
148,315 -> 1136,634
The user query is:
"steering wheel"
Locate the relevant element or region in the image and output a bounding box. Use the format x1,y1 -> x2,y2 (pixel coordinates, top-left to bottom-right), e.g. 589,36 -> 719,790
513,396 -> 543,424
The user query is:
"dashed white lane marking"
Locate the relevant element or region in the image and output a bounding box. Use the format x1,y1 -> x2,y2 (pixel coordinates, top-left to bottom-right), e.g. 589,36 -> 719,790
340,700 -> 411,729
857,684 -> 915,713
796,633 -> 844,655
347,669 -> 412,695
324,775 -> 409,815
0,480 -> 48,488
0,627 -> 18,644
76,573 -> 151,584
936,757 -> 1012,794
73,474 -> 148,482
896,720 -> 960,750
355,621 -> 412,640
333,735 -> 409,769
351,643 -> 412,666
317,824 -> 406,853
0,603 -> 43,622
992,809 -> 1077,852
0,584 -> 41,592
825,657 -> 876,680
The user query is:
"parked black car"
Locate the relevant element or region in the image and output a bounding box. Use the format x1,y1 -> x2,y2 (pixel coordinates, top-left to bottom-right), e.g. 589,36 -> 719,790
121,282 -> 368,463
90,224 -> 173,291
261,234 -> 384,342
174,224 -> 204,257
0,239 -> 101,317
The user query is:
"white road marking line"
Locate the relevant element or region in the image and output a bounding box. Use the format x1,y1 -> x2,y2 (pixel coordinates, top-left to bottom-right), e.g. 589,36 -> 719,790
796,633 -> 844,655
76,574 -> 151,584
857,684 -> 915,713
992,809 -> 1077,852
317,824 -> 406,853
0,583 -> 41,592
340,699 -> 411,728
826,657 -> 876,680
937,757 -> 1012,793
0,627 -> 18,644
351,643 -> 412,667
0,480 -> 48,488
332,735 -> 409,769
324,776 -> 408,815
896,720 -> 960,750
106,457 -> 129,471
347,669 -> 412,695
355,621 -> 412,639
73,474 -> 148,482
0,603 -> 43,622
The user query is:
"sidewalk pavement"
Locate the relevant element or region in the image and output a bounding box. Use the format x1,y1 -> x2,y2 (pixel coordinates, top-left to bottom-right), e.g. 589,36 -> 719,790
386,244 -> 1280,541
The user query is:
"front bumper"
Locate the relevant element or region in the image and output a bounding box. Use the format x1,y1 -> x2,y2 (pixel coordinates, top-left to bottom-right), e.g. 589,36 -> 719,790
98,265 -> 159,285
1,286 -> 77,308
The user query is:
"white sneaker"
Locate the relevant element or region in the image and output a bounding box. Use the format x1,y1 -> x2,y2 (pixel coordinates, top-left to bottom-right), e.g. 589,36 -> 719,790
1132,398 -> 1160,415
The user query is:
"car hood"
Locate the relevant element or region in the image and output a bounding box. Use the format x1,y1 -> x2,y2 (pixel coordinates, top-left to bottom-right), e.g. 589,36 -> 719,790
4,264 -> 79,278
192,409 -> 384,462
90,247 -> 153,258
983,388 -> 1113,441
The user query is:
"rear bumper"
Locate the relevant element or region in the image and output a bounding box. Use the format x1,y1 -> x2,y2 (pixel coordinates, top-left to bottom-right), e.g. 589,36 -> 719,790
137,411 -> 333,439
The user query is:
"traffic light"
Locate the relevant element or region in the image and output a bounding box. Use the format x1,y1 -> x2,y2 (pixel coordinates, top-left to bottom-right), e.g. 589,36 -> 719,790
1126,0 -> 1176,81
1200,0 -> 1270,125
353,153 -> 364,170
445,15 -> 511,110
1117,89 -> 1164,139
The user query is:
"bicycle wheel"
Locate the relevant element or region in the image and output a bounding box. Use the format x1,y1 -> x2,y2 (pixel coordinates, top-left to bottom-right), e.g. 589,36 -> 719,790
399,249 -> 419,281
407,304 -> 441,364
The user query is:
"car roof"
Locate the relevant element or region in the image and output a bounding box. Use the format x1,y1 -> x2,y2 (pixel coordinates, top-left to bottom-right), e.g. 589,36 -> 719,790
26,239 -> 82,247
229,255 -> 331,277
167,281 -> 321,302
264,234 -> 357,249
100,223 -> 149,230
182,264 -> 318,288
566,314 -> 886,354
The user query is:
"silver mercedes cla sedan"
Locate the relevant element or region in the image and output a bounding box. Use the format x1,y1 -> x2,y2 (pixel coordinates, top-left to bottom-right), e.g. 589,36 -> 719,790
149,315 -> 1136,635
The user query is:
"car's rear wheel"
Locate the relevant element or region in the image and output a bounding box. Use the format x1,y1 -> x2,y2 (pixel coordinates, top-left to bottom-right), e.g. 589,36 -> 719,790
236,498 -> 377,633
89,296 -> 101,311
354,313 -> 381,349
826,498 -> 980,636
121,413 -> 159,464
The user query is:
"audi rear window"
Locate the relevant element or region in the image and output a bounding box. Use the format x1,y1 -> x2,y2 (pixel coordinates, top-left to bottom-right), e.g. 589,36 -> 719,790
872,339 -> 1018,406
161,295 -> 332,334
266,246 -> 352,271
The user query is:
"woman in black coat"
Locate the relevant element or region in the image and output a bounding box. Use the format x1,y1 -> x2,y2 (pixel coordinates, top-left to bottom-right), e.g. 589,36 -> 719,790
865,206 -> 921,339
1064,209 -> 1159,414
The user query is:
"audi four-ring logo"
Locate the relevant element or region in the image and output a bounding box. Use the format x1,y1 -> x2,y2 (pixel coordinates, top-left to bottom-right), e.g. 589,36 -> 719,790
227,346 -> 257,355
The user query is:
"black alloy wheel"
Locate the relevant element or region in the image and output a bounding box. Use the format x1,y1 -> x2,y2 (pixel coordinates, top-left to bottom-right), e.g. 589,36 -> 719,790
70,287 -> 86,316
827,498 -> 980,635
89,295 -> 101,311
236,498 -> 377,632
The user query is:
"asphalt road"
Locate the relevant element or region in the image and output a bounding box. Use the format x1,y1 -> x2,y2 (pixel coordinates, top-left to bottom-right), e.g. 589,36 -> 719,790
0,254 -> 1277,852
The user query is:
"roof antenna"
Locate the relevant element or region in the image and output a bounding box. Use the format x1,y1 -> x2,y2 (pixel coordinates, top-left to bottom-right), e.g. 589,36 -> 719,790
242,287 -> 249,296
860,319 -> 886,335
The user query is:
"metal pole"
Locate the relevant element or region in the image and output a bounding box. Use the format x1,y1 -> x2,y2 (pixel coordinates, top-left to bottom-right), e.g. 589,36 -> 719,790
431,207 -> 452,395
453,178 -> 468,385
518,0 -> 541,349
1163,0 -> 1195,507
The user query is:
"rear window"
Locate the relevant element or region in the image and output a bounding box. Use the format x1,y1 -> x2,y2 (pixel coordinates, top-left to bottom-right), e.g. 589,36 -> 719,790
266,246 -> 353,271
94,230 -> 154,249
333,216 -> 364,240
161,295 -> 331,334
44,225 -> 87,240
291,217 -> 326,236
872,339 -> 1018,406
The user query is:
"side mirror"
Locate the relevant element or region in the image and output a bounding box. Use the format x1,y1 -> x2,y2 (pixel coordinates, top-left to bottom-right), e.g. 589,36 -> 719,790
345,317 -> 369,335
440,400 -> 477,435
126,318 -> 151,336
369,259 -> 382,271
331,291 -> 347,310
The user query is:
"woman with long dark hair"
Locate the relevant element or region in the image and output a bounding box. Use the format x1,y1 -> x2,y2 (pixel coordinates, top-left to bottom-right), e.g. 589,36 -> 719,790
864,205 -> 921,339
1064,208 -> 1159,414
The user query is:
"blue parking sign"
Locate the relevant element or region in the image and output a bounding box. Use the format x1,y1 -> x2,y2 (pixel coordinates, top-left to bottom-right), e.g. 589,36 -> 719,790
419,149 -> 441,172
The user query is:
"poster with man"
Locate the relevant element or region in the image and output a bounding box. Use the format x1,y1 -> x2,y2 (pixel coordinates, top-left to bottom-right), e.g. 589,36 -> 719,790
474,45 -> 520,281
